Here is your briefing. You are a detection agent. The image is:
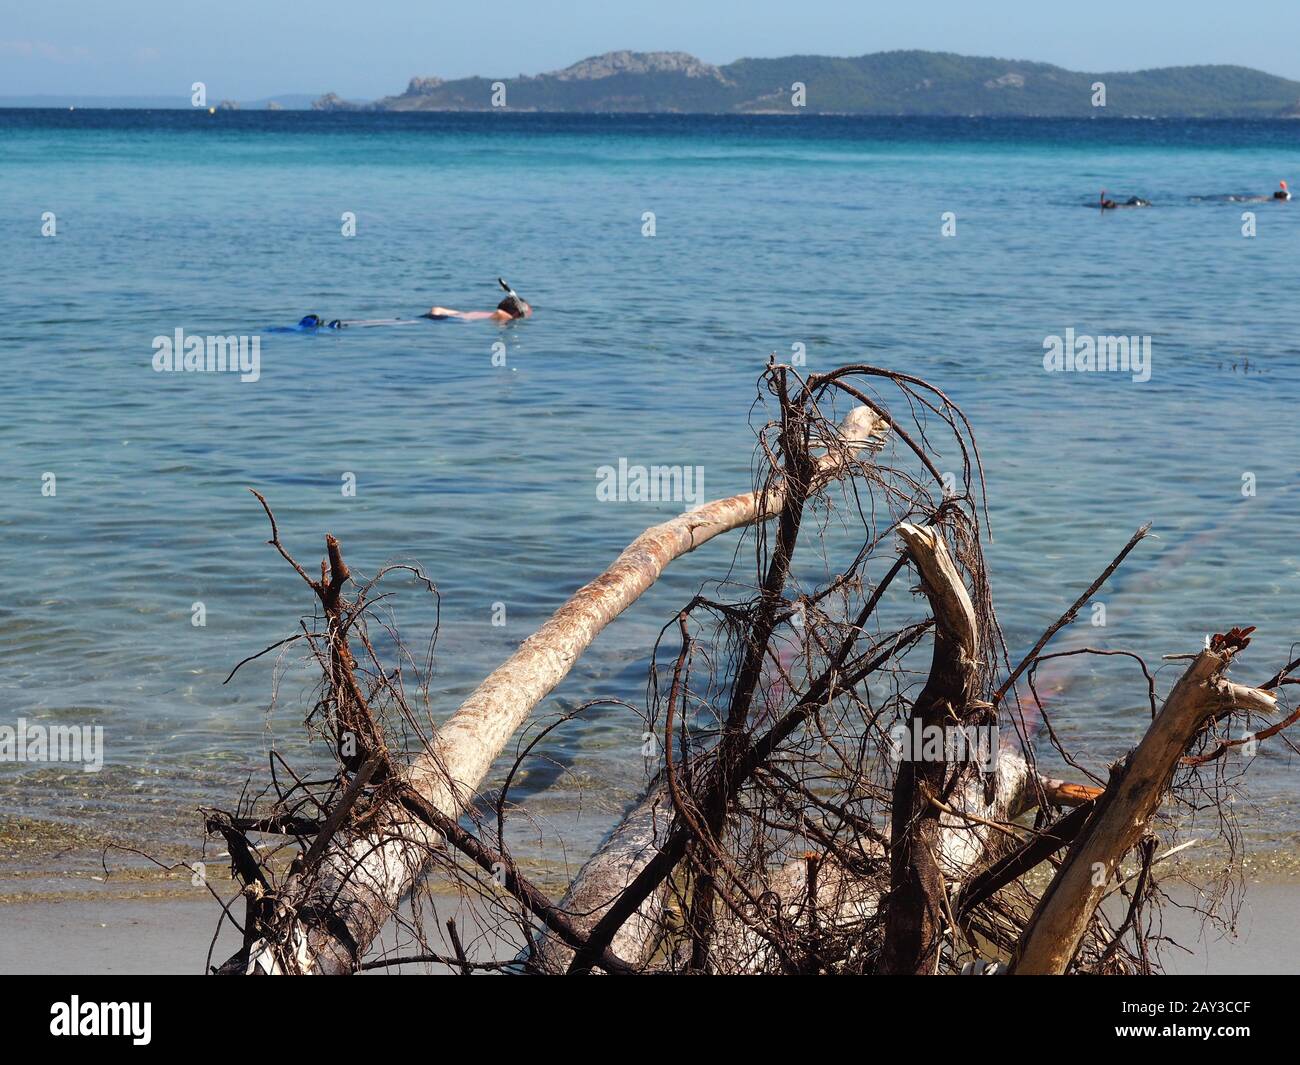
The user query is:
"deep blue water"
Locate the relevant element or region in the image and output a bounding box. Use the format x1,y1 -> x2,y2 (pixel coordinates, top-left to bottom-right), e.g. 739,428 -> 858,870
2,111 -> 1298,870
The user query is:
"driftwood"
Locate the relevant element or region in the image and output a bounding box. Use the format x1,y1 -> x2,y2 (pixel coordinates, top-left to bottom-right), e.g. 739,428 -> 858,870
208,363 -> 1299,976
528,788 -> 674,973
879,522 -> 991,974
1014,648 -> 1276,974
233,401 -> 888,974
537,519 -> 1036,973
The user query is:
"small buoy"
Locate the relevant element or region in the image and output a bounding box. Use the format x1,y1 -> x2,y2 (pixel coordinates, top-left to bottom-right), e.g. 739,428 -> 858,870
208,106 -> 216,114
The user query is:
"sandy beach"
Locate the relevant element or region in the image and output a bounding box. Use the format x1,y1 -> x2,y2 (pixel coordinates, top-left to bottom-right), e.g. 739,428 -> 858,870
2,870 -> 1296,975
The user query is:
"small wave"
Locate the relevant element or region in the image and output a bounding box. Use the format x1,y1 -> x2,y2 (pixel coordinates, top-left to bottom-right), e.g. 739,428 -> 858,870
1189,193 -> 1274,203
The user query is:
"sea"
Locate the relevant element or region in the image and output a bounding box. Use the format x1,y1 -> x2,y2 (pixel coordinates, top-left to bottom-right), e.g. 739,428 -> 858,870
1,111 -> 1298,891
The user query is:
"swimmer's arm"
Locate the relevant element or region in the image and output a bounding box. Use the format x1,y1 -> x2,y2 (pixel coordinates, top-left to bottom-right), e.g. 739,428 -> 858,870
423,307 -> 508,321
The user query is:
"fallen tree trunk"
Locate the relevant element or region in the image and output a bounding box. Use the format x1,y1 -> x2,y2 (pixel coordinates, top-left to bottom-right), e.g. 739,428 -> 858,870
1013,649 -> 1276,975
528,789 -> 674,973
243,406 -> 887,973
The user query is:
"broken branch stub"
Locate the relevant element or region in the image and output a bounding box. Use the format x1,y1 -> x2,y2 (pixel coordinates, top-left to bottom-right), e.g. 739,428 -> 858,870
1014,649 -> 1277,975
880,521 -> 989,975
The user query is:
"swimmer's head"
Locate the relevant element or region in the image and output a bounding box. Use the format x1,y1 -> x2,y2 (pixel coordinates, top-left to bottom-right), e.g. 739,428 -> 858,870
497,295 -> 531,318
497,277 -> 531,318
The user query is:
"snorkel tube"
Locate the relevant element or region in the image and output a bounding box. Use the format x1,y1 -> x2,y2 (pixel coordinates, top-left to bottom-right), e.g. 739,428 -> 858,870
497,277 -> 529,318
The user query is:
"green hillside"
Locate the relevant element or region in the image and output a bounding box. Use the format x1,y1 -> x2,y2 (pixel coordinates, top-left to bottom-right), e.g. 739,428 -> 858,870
314,49 -> 1300,117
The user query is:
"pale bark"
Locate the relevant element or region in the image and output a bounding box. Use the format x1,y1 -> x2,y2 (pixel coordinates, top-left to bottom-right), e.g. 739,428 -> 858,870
528,789 -> 674,973
252,406 -> 887,973
1014,650 -> 1276,975
895,523 -> 979,666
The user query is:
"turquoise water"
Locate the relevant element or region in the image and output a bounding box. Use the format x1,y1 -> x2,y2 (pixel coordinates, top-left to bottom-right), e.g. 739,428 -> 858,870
2,112 -> 1298,871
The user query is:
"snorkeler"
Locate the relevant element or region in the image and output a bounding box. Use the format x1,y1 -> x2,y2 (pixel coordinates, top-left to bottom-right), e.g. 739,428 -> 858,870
426,278 -> 532,321
1099,189 -> 1150,209
285,279 -> 531,331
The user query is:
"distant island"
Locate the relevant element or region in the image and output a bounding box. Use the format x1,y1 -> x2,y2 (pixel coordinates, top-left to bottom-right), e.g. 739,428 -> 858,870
8,50 -> 1300,117
309,49 -> 1300,118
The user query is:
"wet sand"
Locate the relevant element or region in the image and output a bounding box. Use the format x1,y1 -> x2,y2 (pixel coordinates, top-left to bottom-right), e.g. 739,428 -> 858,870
2,879 -> 1296,975
1159,880 -> 1300,975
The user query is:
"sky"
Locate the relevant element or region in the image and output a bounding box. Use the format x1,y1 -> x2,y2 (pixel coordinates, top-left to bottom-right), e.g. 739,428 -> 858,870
5,0 -> 1300,100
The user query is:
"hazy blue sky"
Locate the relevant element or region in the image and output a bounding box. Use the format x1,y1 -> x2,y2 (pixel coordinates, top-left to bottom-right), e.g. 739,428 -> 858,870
6,1 -> 1300,99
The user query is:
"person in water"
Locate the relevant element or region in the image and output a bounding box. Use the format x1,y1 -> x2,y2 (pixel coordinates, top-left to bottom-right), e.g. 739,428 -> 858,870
1274,180 -> 1291,201
292,280 -> 530,330
426,278 -> 532,321
1099,189 -> 1150,210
